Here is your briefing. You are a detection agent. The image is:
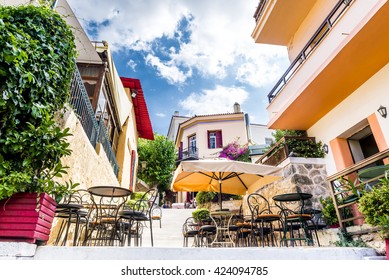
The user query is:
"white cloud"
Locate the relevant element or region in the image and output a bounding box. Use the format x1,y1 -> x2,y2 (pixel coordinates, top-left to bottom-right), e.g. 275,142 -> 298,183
179,85 -> 249,116
67,0 -> 288,87
156,113 -> 166,118
126,59 -> 137,71
145,54 -> 191,84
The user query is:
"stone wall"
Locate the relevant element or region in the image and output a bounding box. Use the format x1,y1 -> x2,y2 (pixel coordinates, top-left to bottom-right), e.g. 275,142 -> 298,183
57,110 -> 119,189
253,157 -> 330,209
49,110 -> 119,245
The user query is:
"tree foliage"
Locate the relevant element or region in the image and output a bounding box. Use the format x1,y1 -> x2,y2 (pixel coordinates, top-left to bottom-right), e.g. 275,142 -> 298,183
137,133 -> 176,194
272,129 -> 307,142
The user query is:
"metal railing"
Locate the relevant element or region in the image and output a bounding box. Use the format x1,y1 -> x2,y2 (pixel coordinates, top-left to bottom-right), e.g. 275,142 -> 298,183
267,0 -> 353,102
253,0 -> 266,22
257,136 -> 317,166
327,148 -> 389,230
69,66 -> 119,177
178,147 -> 199,161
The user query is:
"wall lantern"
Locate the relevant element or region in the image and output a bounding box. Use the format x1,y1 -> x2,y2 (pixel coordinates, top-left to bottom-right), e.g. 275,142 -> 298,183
377,105 -> 387,118
131,89 -> 138,98
323,144 -> 329,154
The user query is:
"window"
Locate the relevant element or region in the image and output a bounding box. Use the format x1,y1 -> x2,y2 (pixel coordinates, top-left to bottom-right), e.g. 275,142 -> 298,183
347,126 -> 382,165
265,137 -> 273,146
208,130 -> 222,149
188,134 -> 196,155
209,132 -> 217,149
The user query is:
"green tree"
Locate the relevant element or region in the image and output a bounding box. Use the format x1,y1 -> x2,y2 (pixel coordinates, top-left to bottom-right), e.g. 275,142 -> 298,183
137,133 -> 176,197
272,129 -> 307,142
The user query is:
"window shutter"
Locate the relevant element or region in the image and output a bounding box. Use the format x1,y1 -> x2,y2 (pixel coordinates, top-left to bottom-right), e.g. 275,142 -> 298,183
216,131 -> 223,148
179,142 -> 183,160
129,150 -> 136,192
207,131 -> 211,149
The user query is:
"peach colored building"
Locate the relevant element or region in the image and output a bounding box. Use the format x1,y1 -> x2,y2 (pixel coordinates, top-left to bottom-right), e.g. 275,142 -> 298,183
253,0 -> 389,175
253,0 -> 389,229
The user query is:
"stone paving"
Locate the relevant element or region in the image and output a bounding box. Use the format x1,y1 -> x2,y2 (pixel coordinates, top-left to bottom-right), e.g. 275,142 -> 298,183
141,208 -> 193,247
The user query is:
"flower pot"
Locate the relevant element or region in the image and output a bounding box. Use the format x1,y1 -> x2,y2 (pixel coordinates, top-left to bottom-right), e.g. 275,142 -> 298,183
350,203 -> 364,225
0,192 -> 57,245
386,238 -> 389,260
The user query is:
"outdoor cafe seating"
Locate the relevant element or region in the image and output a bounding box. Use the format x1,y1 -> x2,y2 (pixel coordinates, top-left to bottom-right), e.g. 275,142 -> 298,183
247,193 -> 282,247
85,186 -> 132,246
117,188 -> 158,247
273,192 -> 320,247
53,189 -> 91,246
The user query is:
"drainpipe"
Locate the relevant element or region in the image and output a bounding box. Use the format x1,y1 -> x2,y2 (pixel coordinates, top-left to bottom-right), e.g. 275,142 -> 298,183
244,113 -> 252,144
50,0 -> 59,9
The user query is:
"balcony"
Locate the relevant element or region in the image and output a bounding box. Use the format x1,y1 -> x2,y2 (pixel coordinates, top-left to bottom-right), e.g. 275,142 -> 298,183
257,136 -> 322,166
265,0 -> 389,130
252,0 -> 316,45
177,147 -> 199,162
69,66 -> 119,176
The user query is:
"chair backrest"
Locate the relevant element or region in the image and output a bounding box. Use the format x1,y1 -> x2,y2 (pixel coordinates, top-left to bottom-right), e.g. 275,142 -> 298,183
58,189 -> 91,205
129,188 -> 158,216
247,193 -> 272,216
182,217 -> 198,235
151,205 -> 162,219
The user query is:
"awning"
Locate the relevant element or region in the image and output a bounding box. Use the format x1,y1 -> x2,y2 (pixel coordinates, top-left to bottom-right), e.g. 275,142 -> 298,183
121,77 -> 154,140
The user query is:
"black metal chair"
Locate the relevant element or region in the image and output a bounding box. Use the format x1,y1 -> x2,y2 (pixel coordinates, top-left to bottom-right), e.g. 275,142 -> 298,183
274,194 -> 317,247
304,208 -> 326,246
182,217 -> 199,247
118,188 -> 158,246
54,189 -> 91,246
247,193 -> 281,247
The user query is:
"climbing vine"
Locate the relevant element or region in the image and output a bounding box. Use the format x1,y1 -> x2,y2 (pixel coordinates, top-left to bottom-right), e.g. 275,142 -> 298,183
0,5 -> 77,200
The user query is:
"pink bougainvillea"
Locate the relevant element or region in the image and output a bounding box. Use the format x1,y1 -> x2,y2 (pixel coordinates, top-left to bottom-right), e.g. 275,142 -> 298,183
219,140 -> 249,162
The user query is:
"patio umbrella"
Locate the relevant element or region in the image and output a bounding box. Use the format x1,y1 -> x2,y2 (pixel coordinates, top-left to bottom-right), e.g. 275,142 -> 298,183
171,159 -> 283,210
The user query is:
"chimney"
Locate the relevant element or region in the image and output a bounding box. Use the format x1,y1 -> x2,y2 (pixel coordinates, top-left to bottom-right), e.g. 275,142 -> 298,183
174,111 -> 179,116
233,102 -> 241,113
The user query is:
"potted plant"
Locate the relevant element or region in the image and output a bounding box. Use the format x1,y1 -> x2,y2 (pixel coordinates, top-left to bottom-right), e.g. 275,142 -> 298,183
319,196 -> 339,228
192,208 -> 210,223
0,5 -> 77,244
358,172 -> 389,259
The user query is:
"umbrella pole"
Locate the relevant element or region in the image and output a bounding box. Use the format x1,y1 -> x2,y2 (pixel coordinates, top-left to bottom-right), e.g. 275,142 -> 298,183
219,181 -> 222,211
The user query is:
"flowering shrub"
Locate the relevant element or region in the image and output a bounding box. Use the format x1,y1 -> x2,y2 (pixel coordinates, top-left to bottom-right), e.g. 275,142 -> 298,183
219,140 -> 250,162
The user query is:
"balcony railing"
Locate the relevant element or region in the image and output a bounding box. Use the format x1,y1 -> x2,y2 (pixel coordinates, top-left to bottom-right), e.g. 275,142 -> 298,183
178,147 -> 199,161
267,0 -> 353,102
69,66 -> 119,177
327,148 -> 389,230
253,0 -> 266,23
257,136 -> 319,166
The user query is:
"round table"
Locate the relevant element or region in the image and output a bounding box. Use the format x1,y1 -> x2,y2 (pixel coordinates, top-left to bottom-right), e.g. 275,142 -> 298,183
88,186 -> 132,197
273,192 -> 312,202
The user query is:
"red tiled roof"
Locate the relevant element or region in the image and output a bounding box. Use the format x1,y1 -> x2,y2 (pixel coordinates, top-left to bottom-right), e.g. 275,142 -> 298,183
120,77 -> 154,140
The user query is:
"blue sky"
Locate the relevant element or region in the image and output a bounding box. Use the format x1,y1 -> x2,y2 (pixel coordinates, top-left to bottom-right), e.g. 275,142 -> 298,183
67,0 -> 290,135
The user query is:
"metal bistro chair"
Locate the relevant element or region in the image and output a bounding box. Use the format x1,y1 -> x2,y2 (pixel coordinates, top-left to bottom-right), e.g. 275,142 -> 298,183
247,193 -> 281,247
304,208 -> 326,247
86,186 -> 131,246
273,193 -> 316,247
54,189 -> 91,246
118,188 -> 158,247
182,217 -> 199,247
151,205 -> 162,228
